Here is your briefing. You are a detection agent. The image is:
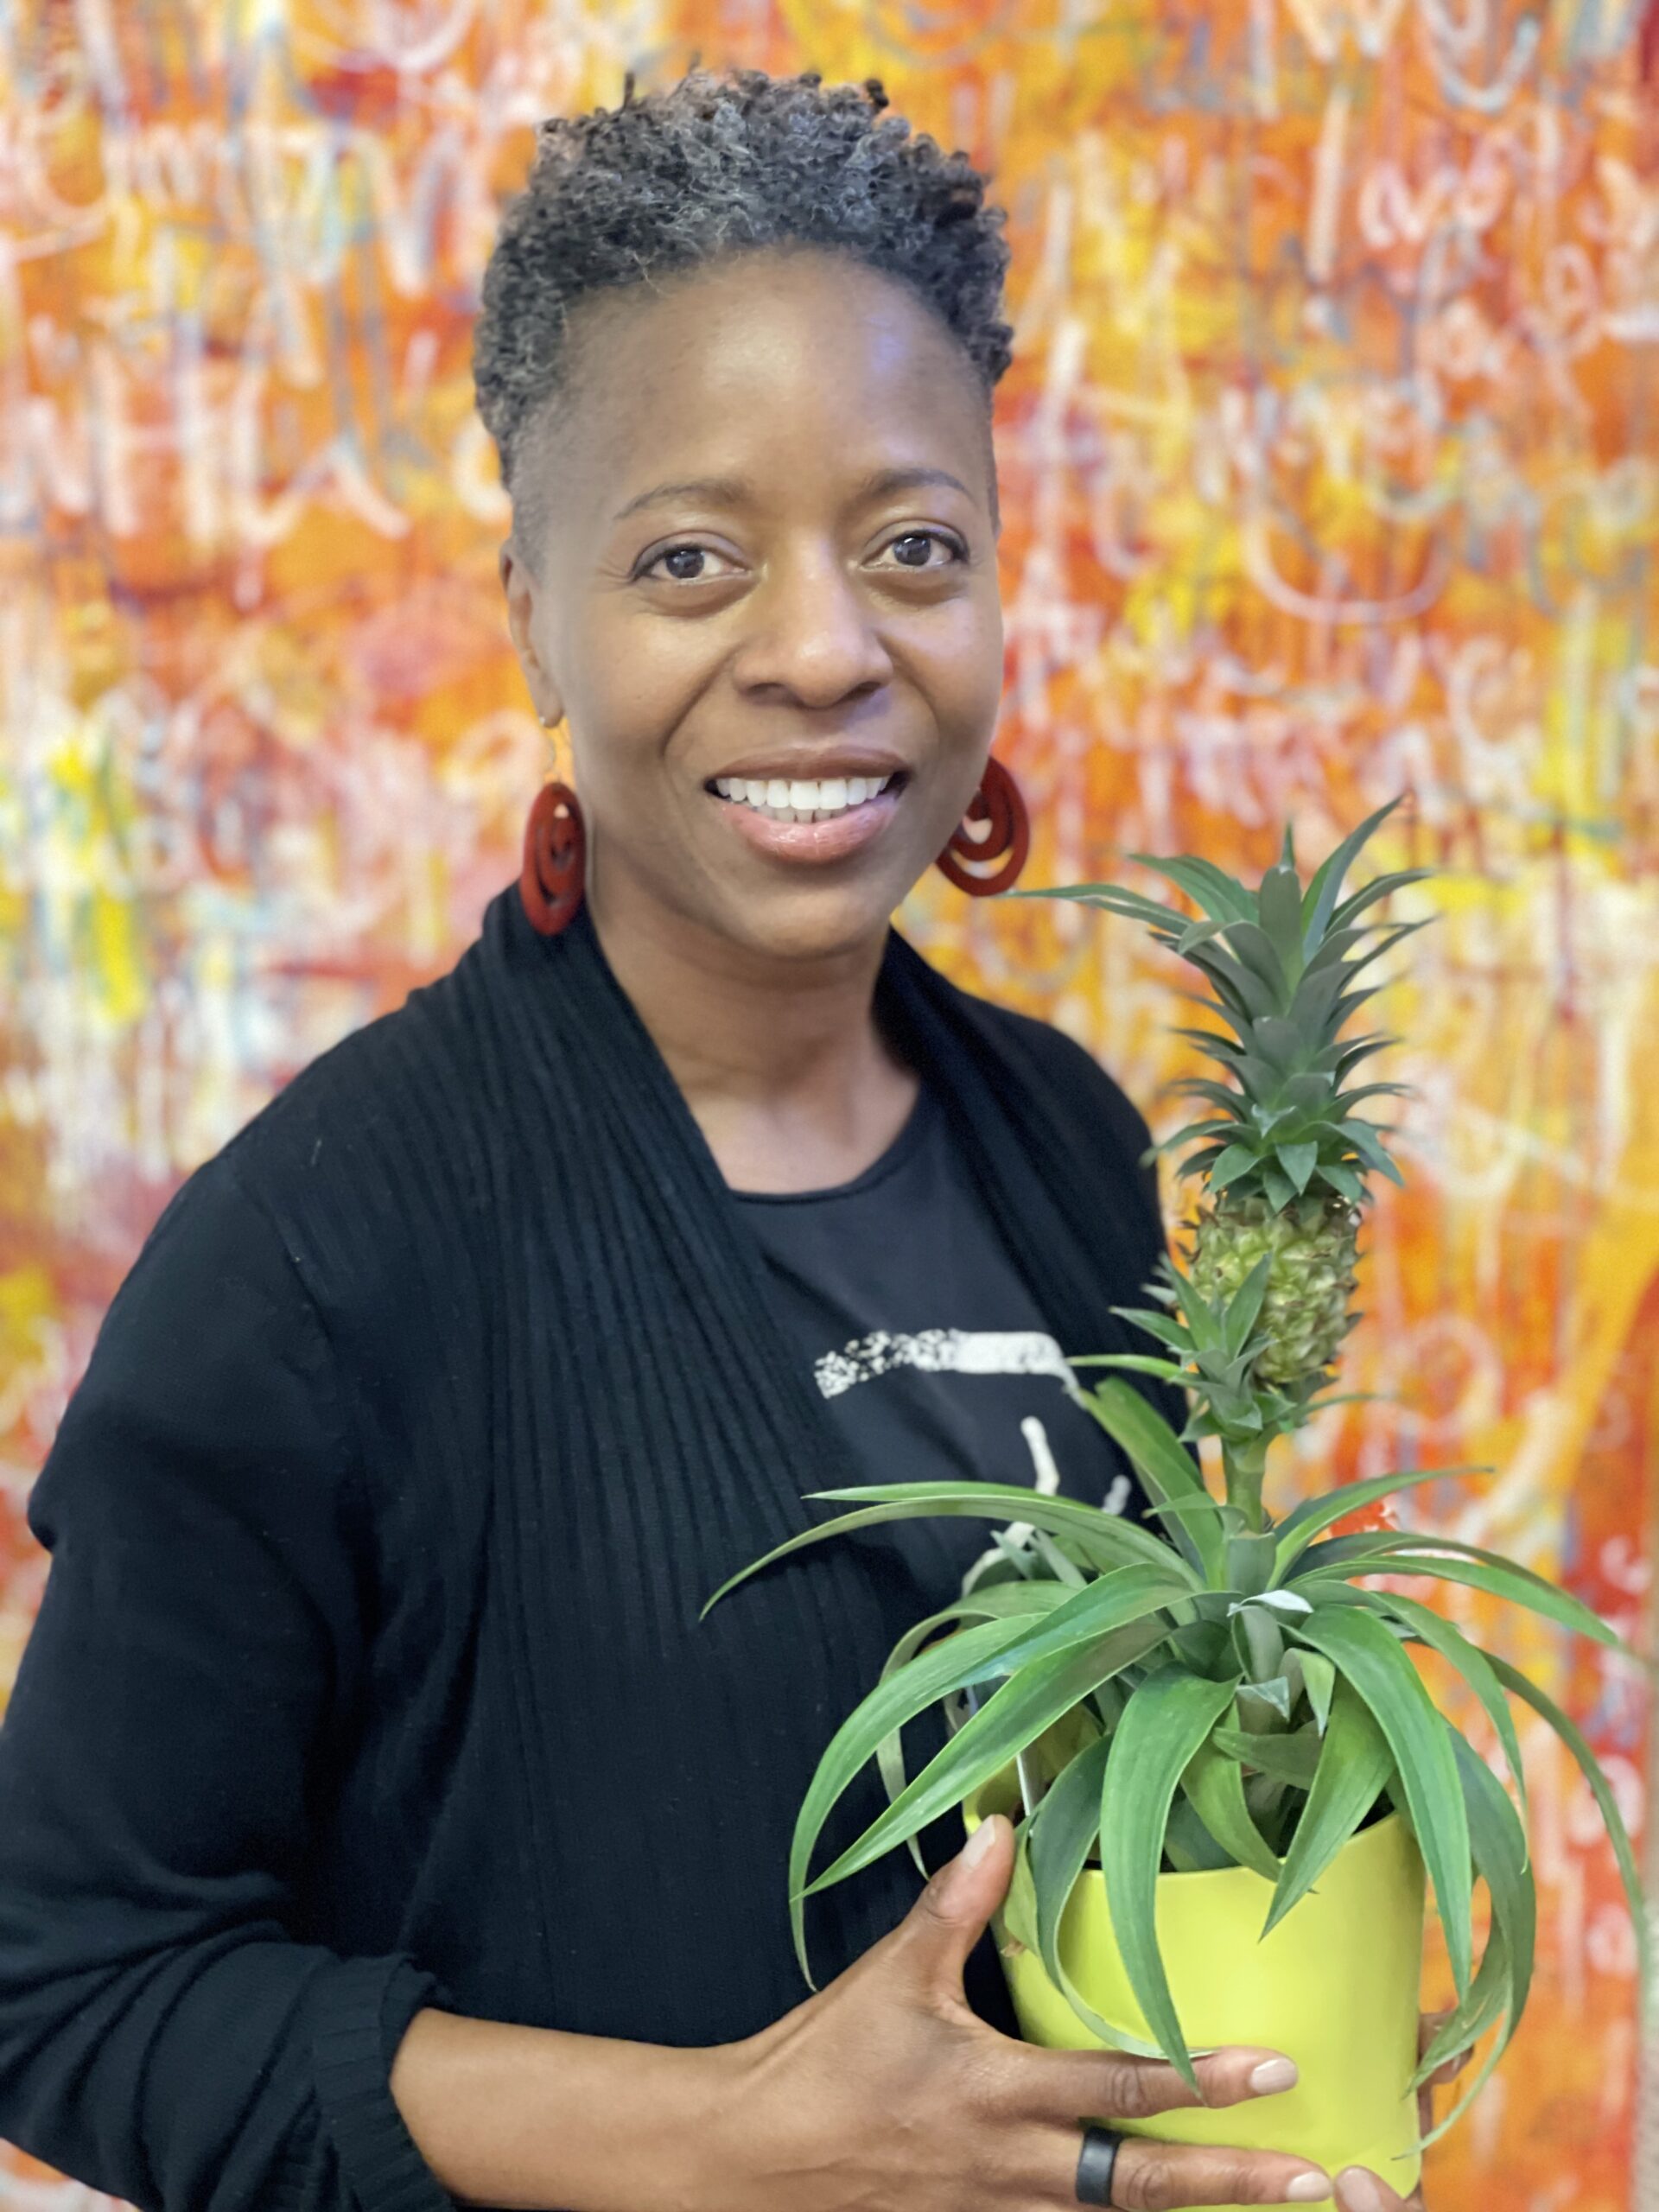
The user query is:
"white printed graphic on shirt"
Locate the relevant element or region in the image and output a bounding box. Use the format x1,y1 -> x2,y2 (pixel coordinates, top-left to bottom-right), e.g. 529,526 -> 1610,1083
957,1414 -> 1134,1596
812,1337 -> 1135,1533
1015,1414 -> 1133,1521
813,1327 -> 1076,1399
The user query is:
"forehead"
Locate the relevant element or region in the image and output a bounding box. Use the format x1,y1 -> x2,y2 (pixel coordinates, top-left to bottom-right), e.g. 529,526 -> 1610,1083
533,248 -> 993,527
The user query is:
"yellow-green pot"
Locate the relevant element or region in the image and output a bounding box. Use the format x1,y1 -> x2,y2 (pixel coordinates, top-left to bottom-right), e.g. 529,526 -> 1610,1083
963,1770 -> 1427,2212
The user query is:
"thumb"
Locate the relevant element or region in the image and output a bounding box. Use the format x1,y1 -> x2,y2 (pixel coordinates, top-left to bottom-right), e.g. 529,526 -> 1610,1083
887,1813 -> 1015,1999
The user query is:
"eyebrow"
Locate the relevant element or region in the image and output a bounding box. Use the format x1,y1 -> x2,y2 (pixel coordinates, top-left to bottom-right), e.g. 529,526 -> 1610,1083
609,464 -> 976,525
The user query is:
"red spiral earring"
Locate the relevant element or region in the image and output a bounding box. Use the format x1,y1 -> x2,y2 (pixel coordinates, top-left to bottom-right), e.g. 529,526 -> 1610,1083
934,754 -> 1030,896
519,715 -> 586,937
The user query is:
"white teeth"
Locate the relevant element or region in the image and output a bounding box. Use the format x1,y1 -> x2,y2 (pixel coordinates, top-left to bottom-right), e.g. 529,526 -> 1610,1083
710,772 -> 898,823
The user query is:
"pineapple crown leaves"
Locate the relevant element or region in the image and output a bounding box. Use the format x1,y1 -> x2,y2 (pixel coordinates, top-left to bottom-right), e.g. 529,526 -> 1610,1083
1013,798 -> 1434,1214
1103,1255 -> 1275,1431
1076,1251 -> 1340,1448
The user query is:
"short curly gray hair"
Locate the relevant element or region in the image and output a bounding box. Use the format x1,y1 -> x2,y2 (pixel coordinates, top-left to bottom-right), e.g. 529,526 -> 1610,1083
474,64 -> 1015,563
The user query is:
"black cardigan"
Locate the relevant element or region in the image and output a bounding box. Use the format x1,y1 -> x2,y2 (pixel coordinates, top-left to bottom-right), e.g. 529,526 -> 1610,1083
0,882 -> 1175,2212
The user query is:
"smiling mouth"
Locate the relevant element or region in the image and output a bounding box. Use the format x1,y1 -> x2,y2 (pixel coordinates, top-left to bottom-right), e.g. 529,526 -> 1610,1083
704,772 -> 906,825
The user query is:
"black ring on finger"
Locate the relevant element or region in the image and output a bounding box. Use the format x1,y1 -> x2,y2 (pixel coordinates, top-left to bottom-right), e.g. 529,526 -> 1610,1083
1075,2124 -> 1124,2207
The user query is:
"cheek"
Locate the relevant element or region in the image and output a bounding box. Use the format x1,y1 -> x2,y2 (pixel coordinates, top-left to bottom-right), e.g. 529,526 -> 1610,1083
925,610 -> 1013,800
923,595 -> 1005,732
568,652 -> 695,788
916,601 -> 1004,835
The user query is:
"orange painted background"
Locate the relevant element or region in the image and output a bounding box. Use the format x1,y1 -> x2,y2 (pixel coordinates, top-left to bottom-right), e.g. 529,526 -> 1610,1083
2,3 -> 1656,2206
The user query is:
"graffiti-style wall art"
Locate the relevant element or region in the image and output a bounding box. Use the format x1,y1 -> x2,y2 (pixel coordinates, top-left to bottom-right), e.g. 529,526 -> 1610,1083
2,3 -> 1656,2205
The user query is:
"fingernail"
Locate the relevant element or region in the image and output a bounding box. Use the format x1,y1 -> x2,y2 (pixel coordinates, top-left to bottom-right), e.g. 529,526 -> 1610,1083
1249,2056 -> 1299,2094
961,1816 -> 1000,1869
1286,2178 -> 1333,2203
1337,2171 -> 1382,2212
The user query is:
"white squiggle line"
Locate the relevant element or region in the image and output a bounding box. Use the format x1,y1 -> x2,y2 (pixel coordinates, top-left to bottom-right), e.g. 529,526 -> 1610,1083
1422,16 -> 1541,113
814,1328 -> 1075,1400
1243,513 -> 1452,625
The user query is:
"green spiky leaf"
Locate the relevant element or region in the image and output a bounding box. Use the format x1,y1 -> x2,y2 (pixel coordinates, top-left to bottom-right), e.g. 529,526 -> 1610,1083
1292,1535 -> 1630,1655
801,1626 -> 1171,1914
1263,1677 -> 1394,1935
1365,1589 -> 1528,1818
1179,1739 -> 1282,1879
1274,1465 -> 1490,1573
1078,1379 -> 1224,1581
874,1585 -> 1072,1870
1294,1602 -> 1473,1998
1130,855 -> 1259,927
1302,798 -> 1404,945
1212,1723 -> 1324,1788
1029,1733 -> 1159,2051
1413,1729 -> 1537,2149
1098,1668 -> 1243,2083
785,1611 -> 1065,1980
1487,1652 -> 1651,2010
1301,1651 -> 1338,1732
1275,1141 -> 1319,1193
702,1484 -> 1194,1617
950,1563 -> 1192,1692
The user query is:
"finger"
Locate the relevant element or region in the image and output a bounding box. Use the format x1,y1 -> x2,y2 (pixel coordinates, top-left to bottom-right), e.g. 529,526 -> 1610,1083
1025,2044 -> 1302,2124
1335,2164 -> 1417,2211
1415,2005 -> 1473,2092
1415,2007 -> 1473,2087
880,1812 -> 1014,1999
1105,2135 -> 1332,2208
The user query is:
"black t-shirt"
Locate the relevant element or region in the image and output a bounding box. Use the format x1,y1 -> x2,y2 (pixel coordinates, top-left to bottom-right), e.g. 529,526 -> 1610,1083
731,1072 -> 1153,1619
731,1071 -> 1156,2033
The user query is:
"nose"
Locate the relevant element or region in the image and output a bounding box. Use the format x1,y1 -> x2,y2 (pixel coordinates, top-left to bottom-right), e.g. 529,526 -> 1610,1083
731,545 -> 895,710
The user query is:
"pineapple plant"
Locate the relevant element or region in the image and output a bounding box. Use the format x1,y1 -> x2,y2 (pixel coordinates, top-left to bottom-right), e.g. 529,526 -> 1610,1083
705,798 -> 1650,2188
1063,800 -> 1427,1528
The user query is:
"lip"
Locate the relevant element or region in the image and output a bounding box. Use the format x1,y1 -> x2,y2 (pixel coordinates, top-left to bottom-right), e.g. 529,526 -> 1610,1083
709,777 -> 905,864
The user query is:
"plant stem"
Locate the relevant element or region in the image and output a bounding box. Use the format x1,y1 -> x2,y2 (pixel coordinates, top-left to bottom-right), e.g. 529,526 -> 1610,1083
1222,1436 -> 1271,1531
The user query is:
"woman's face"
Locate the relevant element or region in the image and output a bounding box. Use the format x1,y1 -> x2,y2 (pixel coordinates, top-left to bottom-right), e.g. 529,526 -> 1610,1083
501,246 -> 1005,966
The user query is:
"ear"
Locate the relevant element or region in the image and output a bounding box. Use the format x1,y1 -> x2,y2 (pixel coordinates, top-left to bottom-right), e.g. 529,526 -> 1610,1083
499,538 -> 565,728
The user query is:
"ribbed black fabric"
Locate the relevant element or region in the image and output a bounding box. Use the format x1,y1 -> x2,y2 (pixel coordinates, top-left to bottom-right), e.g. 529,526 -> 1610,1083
0,882 -> 1179,2212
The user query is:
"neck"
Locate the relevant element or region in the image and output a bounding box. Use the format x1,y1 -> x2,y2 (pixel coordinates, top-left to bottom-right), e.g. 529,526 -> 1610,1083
584,865 -> 915,1185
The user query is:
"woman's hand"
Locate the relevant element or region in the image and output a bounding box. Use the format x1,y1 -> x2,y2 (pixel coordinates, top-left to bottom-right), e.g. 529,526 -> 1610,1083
1332,2009 -> 1476,2212
704,1812 -> 1337,2210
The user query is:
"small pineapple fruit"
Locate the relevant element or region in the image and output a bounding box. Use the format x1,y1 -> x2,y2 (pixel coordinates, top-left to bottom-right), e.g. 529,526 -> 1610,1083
1187,1193 -> 1358,1386
1050,800 -> 1427,1392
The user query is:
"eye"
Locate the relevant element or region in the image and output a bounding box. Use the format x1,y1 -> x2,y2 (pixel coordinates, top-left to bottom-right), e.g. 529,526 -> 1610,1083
638,543 -> 740,584
877,529 -> 969,571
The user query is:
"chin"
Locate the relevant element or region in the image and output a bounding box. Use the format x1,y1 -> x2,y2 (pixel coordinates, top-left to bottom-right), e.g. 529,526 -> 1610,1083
712,880 -> 906,964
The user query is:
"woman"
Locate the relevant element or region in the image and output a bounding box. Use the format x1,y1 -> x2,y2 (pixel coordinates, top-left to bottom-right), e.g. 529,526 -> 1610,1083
0,67 -> 1446,2212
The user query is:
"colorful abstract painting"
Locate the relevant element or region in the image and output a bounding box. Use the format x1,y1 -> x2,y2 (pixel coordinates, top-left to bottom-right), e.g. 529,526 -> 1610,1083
2,3 -> 1655,2205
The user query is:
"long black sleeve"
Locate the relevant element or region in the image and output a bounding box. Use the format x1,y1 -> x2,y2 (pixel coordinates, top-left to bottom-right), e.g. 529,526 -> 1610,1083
0,1150 -> 456,2212
0,886 -> 1205,2207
